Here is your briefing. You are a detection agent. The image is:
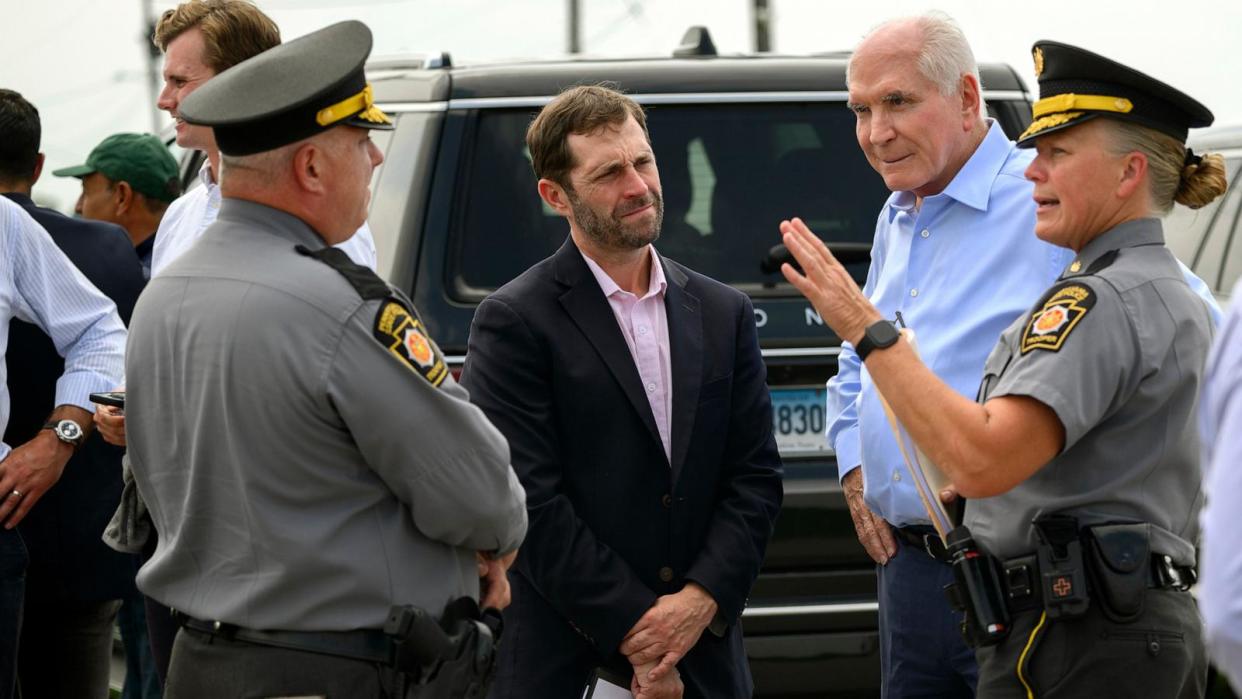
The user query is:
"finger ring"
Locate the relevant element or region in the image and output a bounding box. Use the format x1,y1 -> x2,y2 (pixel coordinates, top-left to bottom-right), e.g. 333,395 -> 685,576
9,489 -> 19,499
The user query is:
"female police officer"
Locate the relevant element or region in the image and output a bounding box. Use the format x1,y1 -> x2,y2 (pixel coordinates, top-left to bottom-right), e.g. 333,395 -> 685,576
780,40 -> 1227,698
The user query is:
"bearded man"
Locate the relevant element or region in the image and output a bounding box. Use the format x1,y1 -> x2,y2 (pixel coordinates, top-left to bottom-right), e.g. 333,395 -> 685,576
460,85 -> 784,699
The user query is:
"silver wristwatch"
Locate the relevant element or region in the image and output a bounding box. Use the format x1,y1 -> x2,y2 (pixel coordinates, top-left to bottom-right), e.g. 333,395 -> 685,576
41,419 -> 85,448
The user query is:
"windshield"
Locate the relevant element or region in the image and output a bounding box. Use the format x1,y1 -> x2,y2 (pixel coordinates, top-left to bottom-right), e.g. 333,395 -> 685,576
449,102 -> 890,299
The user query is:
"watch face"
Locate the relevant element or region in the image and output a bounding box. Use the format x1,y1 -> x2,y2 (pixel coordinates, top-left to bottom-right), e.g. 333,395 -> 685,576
870,321 -> 901,347
56,420 -> 83,442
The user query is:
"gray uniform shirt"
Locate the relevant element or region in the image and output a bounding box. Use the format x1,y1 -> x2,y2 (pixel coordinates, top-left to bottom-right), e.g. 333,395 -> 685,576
967,218 -> 1211,566
126,199 -> 527,631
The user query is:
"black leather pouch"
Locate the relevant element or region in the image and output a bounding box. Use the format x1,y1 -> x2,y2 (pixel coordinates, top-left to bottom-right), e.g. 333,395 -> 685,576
1083,522 -> 1150,624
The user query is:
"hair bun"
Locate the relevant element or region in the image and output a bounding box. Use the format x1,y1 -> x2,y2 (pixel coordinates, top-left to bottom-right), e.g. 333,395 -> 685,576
1176,152 -> 1228,209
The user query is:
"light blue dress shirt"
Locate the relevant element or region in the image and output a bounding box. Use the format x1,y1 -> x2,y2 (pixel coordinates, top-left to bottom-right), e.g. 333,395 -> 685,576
0,197 -> 126,460
825,121 -> 1221,527
1199,280 -> 1242,685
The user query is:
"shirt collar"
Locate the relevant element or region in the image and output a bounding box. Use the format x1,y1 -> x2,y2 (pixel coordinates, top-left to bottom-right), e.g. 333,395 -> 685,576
883,119 -> 1011,221
0,192 -> 35,209
1069,218 -> 1165,273
214,198 -> 327,250
938,120 -> 1011,212
198,160 -> 217,189
580,245 -> 667,300
135,233 -> 156,260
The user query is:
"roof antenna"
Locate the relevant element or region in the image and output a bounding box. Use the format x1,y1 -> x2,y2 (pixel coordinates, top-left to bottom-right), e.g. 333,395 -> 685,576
673,26 -> 717,58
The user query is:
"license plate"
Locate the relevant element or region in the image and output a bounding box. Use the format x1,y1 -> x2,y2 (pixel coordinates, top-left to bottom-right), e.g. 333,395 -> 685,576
769,387 -> 830,455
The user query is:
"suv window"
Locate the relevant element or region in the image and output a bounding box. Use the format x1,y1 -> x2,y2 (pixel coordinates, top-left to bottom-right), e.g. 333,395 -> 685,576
449,103 -> 889,301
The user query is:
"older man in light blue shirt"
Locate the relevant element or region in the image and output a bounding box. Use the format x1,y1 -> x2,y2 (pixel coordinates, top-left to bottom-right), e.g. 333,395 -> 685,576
830,119 -> 1071,529
829,13 -> 1219,698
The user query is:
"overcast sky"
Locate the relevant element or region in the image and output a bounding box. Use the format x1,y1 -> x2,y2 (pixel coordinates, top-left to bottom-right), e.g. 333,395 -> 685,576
4,0 -> 1240,212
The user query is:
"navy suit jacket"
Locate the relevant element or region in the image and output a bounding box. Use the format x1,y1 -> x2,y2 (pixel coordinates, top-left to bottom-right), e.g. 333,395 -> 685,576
2,192 -> 146,602
462,238 -> 783,698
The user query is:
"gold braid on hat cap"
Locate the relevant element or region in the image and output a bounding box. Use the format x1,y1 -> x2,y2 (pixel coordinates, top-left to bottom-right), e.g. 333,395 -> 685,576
315,85 -> 392,127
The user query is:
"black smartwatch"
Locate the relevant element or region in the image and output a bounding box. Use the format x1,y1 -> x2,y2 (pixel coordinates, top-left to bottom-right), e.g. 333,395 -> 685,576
855,320 -> 900,361
41,419 -> 86,449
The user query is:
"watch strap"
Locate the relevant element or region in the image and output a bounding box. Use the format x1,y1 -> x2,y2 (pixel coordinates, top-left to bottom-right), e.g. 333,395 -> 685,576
856,333 -> 878,362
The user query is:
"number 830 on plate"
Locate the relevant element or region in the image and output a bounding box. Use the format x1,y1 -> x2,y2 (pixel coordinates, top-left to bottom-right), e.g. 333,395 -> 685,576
768,387 -> 829,455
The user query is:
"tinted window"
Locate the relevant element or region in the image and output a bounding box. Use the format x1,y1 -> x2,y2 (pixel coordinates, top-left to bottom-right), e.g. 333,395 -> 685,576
449,103 -> 890,299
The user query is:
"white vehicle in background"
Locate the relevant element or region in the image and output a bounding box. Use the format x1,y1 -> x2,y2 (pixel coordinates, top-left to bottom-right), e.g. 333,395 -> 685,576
1166,124 -> 1242,307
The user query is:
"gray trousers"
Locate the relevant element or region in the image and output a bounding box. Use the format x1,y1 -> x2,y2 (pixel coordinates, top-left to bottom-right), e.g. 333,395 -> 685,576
166,627 -> 407,699
975,589 -> 1206,698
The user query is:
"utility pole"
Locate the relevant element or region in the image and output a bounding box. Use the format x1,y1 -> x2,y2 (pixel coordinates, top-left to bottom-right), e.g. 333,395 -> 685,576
142,0 -> 162,134
752,0 -> 771,53
567,0 -> 581,54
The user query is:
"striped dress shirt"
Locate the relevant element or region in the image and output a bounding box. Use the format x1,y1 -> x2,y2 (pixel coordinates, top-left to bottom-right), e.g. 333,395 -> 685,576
0,197 -> 125,459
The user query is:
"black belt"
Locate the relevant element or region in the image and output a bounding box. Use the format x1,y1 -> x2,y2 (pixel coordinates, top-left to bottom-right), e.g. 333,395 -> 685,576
173,611 -> 396,666
893,525 -> 951,563
1000,554 -> 1197,615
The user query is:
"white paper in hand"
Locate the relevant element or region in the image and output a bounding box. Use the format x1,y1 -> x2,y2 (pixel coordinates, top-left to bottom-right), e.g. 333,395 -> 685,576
582,671 -> 634,699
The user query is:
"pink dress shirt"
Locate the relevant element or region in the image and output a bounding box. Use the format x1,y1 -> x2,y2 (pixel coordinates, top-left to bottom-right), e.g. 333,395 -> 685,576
581,246 -> 673,464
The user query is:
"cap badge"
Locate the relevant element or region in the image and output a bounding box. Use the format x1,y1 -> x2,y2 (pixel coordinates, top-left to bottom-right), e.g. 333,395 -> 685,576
1033,47 -> 1044,78
1069,260 -> 1082,273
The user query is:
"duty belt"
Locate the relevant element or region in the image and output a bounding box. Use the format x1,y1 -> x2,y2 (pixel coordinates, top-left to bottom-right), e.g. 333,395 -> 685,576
173,611 -> 395,665
1000,553 -> 1196,615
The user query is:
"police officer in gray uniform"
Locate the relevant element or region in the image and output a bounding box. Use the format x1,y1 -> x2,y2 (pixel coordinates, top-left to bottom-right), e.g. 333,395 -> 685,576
777,40 -> 1226,699
123,20 -> 528,699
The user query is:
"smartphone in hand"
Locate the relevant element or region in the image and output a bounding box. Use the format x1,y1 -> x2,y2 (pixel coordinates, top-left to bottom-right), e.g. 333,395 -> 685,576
89,391 -> 126,409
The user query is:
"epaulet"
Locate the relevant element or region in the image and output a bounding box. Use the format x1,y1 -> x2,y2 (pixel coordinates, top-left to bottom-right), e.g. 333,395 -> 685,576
1060,249 -> 1119,280
295,244 -> 389,299
295,244 -> 449,387
1086,250 -> 1119,275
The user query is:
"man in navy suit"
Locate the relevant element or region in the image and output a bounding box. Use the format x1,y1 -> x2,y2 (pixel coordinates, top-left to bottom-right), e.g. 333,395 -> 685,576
461,85 -> 783,699
0,89 -> 146,699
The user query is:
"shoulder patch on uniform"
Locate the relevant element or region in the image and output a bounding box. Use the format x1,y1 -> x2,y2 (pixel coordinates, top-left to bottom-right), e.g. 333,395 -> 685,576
374,299 -> 449,387
1020,282 -> 1097,354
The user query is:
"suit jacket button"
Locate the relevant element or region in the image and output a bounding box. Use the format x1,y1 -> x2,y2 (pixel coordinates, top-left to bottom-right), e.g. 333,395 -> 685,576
659,566 -> 674,582
661,494 -> 673,508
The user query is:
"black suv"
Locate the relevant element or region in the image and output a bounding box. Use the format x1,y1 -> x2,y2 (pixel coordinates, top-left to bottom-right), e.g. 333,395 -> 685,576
362,33 -> 1033,696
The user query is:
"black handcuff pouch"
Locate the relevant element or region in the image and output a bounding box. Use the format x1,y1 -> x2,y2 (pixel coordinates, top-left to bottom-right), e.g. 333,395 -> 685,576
1032,515 -> 1090,620
1082,522 -> 1150,624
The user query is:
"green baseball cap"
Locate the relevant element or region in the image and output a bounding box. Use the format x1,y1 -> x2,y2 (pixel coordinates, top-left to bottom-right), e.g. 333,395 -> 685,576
52,133 -> 181,203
